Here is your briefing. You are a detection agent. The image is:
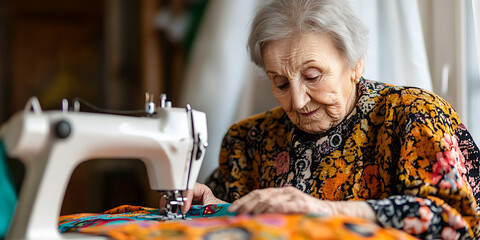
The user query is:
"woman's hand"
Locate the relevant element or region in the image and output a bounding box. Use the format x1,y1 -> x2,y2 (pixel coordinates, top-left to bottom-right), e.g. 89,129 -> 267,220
228,187 -> 377,222
228,187 -> 335,215
159,182 -> 227,214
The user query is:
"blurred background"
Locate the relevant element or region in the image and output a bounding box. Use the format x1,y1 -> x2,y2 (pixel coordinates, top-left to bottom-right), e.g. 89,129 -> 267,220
0,0 -> 478,215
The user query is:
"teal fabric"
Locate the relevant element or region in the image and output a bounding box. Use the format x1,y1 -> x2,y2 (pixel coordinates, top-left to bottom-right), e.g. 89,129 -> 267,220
0,141 -> 17,238
58,204 -> 236,233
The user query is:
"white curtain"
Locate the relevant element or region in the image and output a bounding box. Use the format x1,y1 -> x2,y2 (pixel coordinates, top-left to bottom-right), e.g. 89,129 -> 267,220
467,0 -> 480,142
181,0 -> 433,182
179,0 -> 261,182
350,0 -> 432,91
474,0 -> 480,76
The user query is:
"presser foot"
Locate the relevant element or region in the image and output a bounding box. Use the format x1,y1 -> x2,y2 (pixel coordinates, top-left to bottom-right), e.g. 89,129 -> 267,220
159,190 -> 188,220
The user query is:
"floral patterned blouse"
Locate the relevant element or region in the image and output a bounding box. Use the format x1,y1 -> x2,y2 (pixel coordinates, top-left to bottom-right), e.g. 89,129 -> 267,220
206,79 -> 480,239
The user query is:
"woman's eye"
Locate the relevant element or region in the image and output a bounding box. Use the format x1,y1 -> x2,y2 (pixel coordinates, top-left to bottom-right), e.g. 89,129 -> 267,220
273,76 -> 289,90
277,82 -> 289,90
303,67 -> 322,82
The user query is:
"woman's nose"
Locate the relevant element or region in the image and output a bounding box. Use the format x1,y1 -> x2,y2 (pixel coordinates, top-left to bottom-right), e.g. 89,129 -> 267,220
290,83 -> 310,110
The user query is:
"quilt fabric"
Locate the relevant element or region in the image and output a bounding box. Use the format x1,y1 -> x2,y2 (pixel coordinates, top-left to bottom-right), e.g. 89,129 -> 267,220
59,204 -> 417,239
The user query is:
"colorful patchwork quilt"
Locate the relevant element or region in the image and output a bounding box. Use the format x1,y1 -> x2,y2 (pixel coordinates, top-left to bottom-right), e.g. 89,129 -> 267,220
59,204 -> 418,239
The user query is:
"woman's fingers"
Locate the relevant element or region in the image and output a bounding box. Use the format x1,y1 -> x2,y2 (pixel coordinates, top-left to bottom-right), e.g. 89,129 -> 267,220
228,187 -> 334,216
160,182 -> 228,215
229,189 -> 274,214
233,199 -> 258,214
251,199 -> 274,214
203,192 -> 228,205
180,188 -> 195,214
159,182 -> 200,214
228,189 -> 260,213
182,182 -> 227,213
159,195 -> 167,213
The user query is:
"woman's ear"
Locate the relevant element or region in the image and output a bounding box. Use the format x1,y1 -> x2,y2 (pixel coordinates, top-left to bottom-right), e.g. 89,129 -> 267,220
351,59 -> 364,82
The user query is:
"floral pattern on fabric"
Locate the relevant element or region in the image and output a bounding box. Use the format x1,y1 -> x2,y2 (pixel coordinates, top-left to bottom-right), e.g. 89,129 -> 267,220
457,123 -> 480,200
206,79 -> 480,239
274,151 -> 290,175
366,195 -> 470,239
431,133 -> 467,192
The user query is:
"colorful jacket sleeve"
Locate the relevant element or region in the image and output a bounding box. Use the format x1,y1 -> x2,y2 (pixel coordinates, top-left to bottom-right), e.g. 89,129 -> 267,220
205,121 -> 253,203
366,89 -> 479,239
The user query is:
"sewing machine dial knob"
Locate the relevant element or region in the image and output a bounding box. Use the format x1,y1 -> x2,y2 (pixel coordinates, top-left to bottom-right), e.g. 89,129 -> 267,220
54,120 -> 72,139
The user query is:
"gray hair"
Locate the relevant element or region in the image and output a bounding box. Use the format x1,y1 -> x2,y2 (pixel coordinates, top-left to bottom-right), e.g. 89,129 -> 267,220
248,0 -> 368,69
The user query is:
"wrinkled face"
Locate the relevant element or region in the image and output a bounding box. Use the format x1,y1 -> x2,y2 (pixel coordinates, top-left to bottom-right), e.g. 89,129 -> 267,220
263,32 -> 362,134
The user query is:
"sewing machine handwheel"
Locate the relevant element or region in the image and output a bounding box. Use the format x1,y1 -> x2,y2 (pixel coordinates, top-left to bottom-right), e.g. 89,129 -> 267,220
54,120 -> 72,139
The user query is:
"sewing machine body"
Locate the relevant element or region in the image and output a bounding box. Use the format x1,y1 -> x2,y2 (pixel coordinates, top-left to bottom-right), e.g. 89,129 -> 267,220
0,97 -> 207,239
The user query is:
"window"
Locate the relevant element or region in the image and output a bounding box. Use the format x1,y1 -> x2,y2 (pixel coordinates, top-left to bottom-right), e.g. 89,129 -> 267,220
467,0 -> 480,142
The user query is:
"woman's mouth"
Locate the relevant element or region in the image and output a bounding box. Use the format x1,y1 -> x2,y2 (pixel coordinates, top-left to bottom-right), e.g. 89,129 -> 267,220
301,109 -> 318,118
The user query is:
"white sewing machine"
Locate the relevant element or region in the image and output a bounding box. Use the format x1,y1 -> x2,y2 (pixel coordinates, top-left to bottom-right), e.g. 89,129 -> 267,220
0,94 -> 208,240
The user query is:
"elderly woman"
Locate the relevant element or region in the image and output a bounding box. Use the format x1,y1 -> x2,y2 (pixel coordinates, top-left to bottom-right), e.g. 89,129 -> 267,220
180,0 -> 480,238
